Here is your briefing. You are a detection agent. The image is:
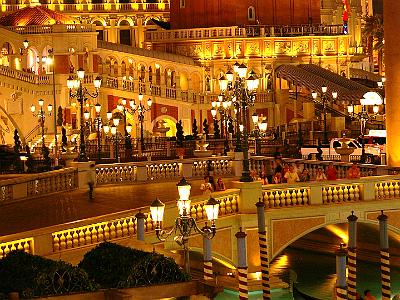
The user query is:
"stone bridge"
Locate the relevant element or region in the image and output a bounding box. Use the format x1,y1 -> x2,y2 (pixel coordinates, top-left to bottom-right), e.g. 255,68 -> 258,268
2,159 -> 400,277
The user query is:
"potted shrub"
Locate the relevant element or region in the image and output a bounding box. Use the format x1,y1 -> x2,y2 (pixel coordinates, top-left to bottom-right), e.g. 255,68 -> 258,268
175,120 -> 185,159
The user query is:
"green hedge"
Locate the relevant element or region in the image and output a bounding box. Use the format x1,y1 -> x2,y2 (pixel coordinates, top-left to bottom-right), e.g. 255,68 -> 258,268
79,242 -> 190,288
0,251 -> 98,298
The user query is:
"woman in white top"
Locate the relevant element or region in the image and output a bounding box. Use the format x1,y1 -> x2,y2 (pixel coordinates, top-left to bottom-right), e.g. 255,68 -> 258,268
200,176 -> 213,195
315,168 -> 327,181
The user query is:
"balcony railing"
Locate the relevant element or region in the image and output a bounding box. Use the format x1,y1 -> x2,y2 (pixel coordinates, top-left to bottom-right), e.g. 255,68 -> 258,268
0,65 -> 50,84
146,24 -> 345,42
0,1 -> 169,13
5,24 -> 96,35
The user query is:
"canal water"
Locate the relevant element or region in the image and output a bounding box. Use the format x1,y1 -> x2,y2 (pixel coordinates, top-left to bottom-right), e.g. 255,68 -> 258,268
215,248 -> 400,300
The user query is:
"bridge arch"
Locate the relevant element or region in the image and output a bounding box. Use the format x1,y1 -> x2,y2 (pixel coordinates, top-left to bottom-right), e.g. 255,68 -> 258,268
270,217 -> 400,260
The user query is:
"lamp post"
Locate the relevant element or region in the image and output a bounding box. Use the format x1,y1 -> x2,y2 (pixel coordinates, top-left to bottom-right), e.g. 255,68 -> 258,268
211,95 -> 232,155
31,99 -> 53,156
118,94 -> 152,152
46,49 -> 58,165
347,91 -> 383,163
252,113 -> 268,156
103,117 -> 122,163
150,178 -> 220,274
218,63 -> 259,182
311,87 -> 338,145
67,68 -> 101,162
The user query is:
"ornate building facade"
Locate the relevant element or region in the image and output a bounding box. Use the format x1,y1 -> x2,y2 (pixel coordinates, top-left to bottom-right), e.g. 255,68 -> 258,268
0,0 -> 368,147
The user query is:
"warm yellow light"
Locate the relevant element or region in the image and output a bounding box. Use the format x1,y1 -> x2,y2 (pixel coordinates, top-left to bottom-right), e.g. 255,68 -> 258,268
326,225 -> 348,244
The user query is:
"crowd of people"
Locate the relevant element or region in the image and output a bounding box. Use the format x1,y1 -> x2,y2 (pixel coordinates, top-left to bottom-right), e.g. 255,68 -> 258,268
200,176 -> 226,195
251,159 -> 362,185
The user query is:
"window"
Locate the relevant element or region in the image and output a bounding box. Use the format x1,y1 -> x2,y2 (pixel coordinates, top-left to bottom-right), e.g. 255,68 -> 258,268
180,0 -> 185,8
248,6 -> 255,21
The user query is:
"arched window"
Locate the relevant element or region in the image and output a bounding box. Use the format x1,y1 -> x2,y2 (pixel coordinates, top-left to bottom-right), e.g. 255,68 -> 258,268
248,6 -> 255,21
180,0 -> 185,8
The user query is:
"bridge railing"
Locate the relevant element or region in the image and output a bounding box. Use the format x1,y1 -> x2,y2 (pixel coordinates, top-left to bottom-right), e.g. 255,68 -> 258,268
261,174 -> 400,209
0,189 -> 239,258
0,168 -> 78,205
250,156 -> 394,180
95,156 -> 233,185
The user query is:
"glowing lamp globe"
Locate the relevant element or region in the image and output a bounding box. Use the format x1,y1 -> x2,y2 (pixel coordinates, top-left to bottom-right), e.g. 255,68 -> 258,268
177,178 -> 191,200
150,198 -> 165,223
77,68 -> 85,80
205,197 -> 220,221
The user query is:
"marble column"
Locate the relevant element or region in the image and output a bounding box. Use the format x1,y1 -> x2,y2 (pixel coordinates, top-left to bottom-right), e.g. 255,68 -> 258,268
384,1 -> 400,166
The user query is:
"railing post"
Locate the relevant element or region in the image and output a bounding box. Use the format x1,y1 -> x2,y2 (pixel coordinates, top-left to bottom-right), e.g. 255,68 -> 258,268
233,181 -> 262,213
12,182 -> 28,201
309,185 -> 323,205
33,233 -> 54,256
362,180 -> 376,201
233,152 -> 244,177
182,160 -> 193,178
136,164 -> 148,181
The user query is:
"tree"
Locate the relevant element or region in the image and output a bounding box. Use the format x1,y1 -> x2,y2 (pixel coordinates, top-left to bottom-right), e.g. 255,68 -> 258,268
362,15 -> 384,70
227,117 -> 234,135
13,129 -> 21,154
192,118 -> 198,140
175,120 -> 184,147
61,127 -> 68,152
203,119 -> 209,139
213,119 -> 220,139
57,106 -> 63,127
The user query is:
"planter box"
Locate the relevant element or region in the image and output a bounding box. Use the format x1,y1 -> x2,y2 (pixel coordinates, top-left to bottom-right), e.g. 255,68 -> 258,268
29,291 -> 105,300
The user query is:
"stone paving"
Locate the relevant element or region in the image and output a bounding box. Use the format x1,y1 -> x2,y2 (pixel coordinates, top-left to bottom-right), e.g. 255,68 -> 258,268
0,178 -> 234,236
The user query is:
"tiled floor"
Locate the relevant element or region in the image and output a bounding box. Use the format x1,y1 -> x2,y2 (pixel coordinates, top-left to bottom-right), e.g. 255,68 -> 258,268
0,178 -> 234,236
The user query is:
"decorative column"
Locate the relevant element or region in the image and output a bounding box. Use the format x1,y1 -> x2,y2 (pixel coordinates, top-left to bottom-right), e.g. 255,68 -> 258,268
203,225 -> 213,280
384,0 -> 400,166
335,243 -> 347,300
135,210 -> 146,241
236,228 -> 248,300
256,199 -> 271,299
378,211 -> 391,300
347,211 -> 358,300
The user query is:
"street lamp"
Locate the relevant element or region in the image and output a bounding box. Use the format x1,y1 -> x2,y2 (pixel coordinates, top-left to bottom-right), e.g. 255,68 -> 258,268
46,49 -> 58,165
151,178 -> 220,274
118,93 -> 152,152
211,92 -> 232,154
311,87 -> 338,145
218,63 -> 259,182
347,91 -> 383,163
31,99 -> 53,157
67,68 -> 101,162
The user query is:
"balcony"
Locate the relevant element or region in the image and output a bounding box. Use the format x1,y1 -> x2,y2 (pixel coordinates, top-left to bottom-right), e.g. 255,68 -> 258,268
146,24 -> 346,42
0,1 -> 170,14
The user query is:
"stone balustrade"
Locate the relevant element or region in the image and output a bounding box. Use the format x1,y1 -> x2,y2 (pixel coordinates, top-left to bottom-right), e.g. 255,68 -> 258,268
95,156 -> 233,186
3,173 -> 400,259
0,237 -> 33,259
6,24 -> 96,34
261,175 -> 400,208
0,1 -> 170,13
0,168 -> 78,204
0,65 -> 51,85
146,24 -> 345,42
250,156 -> 392,180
